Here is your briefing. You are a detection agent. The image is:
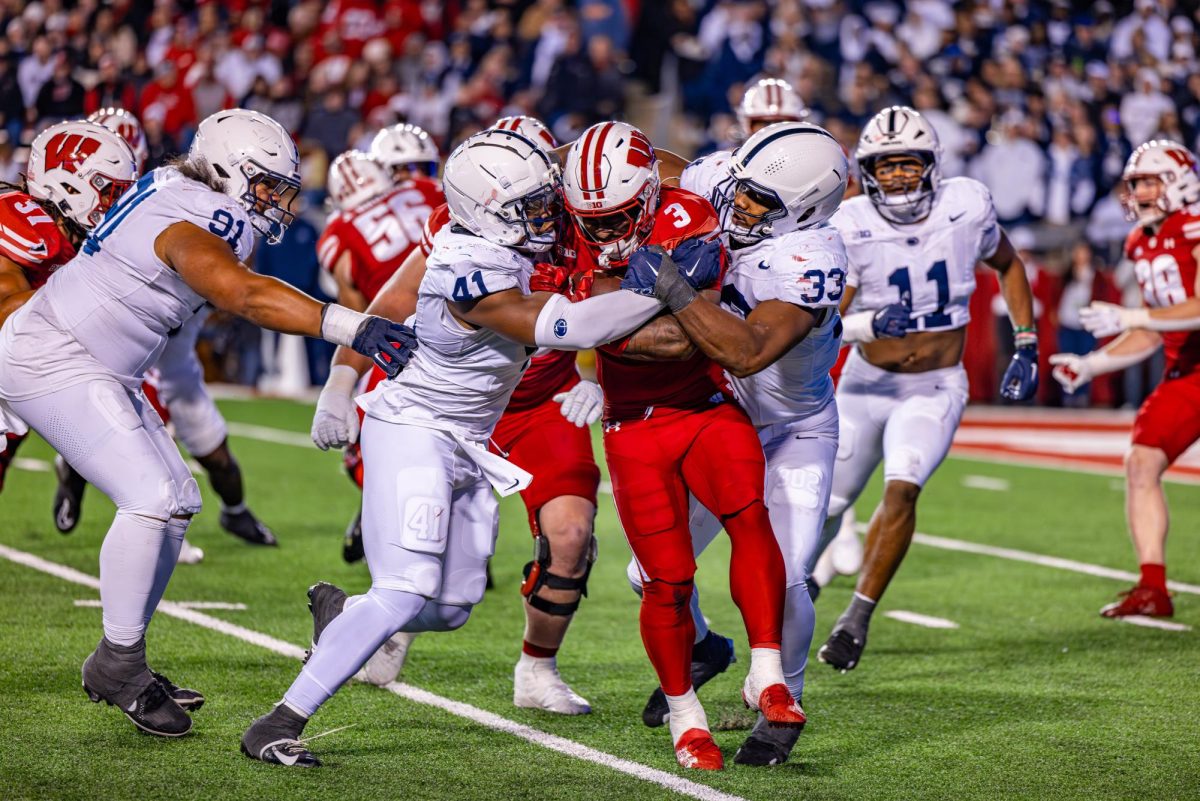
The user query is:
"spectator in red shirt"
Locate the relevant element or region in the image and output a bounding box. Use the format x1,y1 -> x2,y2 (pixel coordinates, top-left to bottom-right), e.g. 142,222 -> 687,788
84,55 -> 137,115
139,61 -> 198,143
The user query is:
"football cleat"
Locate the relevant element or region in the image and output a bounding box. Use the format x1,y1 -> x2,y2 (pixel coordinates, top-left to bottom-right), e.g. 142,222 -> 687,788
52,454 -> 87,534
674,728 -> 724,770
818,627 -> 866,671
742,681 -> 806,727
733,712 -> 804,767
220,507 -> 278,546
342,512 -> 363,563
642,632 -> 735,728
176,538 -> 204,565
305,581 -> 347,661
82,643 -> 192,737
241,706 -> 319,768
359,632 -> 417,687
513,657 -> 592,715
152,670 -> 205,711
1100,585 -> 1174,618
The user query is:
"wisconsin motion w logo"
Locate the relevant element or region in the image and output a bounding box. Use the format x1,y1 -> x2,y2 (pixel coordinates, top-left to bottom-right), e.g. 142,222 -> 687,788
42,133 -> 101,174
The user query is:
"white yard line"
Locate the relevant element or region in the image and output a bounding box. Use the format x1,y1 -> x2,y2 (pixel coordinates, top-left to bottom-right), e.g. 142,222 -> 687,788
884,610 -> 959,629
74,600 -> 248,611
225,421 -> 314,449
0,543 -> 745,801
1116,616 -> 1192,632
960,475 -> 1010,492
948,451 -> 1200,487
13,457 -> 51,472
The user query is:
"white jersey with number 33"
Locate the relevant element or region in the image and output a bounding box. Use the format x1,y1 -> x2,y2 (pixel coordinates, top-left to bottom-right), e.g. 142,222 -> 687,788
830,177 -> 1000,331
359,227 -> 536,439
0,167 -> 255,400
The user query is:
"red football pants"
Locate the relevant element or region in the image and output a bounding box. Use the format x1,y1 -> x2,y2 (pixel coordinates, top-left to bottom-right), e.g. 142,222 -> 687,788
604,402 -> 785,696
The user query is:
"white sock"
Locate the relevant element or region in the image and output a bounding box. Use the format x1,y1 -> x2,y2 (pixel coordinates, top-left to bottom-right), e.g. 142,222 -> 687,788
747,646 -> 785,693
517,652 -> 555,669
665,688 -> 709,744
100,512 -> 168,646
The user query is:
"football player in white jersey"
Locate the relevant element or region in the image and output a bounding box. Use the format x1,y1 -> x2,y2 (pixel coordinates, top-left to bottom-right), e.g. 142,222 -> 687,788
632,121 -> 854,766
240,129 -> 723,768
0,108 -> 416,739
814,106 -> 1039,672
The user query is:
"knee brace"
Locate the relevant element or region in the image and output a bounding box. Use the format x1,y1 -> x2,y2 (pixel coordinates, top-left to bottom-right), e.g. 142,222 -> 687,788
520,532 -> 597,616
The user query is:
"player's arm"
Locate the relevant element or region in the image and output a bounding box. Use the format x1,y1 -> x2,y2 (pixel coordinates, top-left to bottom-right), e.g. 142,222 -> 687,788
333,251 -> 368,312
621,314 -> 697,361
1050,327 -> 1161,393
0,260 -> 33,328
159,221 -> 414,365
671,298 -> 817,377
656,149 -> 691,184
1081,244 -> 1200,334
984,230 -> 1036,330
838,281 -> 910,343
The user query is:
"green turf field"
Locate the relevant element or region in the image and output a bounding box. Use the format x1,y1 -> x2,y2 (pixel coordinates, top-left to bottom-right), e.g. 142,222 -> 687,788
1,398 -> 1197,801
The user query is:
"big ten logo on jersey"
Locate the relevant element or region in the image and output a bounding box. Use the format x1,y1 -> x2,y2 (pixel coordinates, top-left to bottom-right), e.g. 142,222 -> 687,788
401,496 -> 448,553
353,189 -> 431,262
44,132 -> 100,173
1136,253 -> 1188,307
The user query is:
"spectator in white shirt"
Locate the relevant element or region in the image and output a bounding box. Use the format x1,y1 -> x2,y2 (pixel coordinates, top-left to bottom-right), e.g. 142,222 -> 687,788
969,112 -> 1046,226
1110,0 -> 1171,62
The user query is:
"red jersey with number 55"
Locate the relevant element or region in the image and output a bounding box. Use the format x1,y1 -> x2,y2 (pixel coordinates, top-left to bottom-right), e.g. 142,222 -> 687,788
317,177 -> 443,304
561,185 -> 727,420
0,190 -> 76,289
1125,206 -> 1200,377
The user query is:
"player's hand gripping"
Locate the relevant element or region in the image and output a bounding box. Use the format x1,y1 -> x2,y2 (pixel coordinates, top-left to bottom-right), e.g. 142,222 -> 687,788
872,303 -> 910,339
1048,352 -> 1093,394
312,365 -> 360,450
553,380 -> 604,427
351,317 -> 418,378
1079,301 -> 1140,339
620,238 -> 724,312
1001,343 -> 1039,401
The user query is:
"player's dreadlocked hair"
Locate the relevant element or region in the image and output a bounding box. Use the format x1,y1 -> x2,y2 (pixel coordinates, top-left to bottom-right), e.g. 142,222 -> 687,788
165,154 -> 227,195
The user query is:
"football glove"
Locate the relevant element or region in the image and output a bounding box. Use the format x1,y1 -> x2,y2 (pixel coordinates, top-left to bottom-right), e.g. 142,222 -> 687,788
351,317 -> 417,379
530,264 -> 570,294
1079,301 -> 1135,338
621,239 -> 723,312
1048,352 -> 1092,394
1000,343 -> 1039,401
553,380 -> 604,427
311,365 -> 360,450
872,303 -> 910,339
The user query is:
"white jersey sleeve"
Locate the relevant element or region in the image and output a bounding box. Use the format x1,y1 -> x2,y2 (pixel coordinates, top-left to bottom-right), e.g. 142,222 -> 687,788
758,226 -> 848,310
679,151 -> 732,210
359,231 -> 535,440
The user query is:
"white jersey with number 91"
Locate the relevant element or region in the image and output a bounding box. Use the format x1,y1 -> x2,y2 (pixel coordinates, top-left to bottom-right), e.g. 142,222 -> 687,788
830,177 -> 1000,331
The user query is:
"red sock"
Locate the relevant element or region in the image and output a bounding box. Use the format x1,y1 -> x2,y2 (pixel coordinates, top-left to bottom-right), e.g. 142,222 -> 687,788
640,579 -> 695,696
723,501 -> 785,648
1140,563 -> 1167,592
522,640 -> 558,659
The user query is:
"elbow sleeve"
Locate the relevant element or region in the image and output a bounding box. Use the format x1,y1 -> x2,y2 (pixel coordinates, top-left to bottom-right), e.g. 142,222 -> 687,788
534,291 -> 663,350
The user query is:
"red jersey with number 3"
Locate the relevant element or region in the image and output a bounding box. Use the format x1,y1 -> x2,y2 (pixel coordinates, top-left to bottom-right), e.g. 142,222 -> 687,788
419,201 -> 580,410
0,190 -> 76,289
318,177 -> 443,304
1125,205 -> 1200,377
561,185 -> 727,420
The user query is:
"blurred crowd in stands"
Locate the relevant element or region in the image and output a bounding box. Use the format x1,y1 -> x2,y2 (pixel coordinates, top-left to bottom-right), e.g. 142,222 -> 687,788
2,0 -> 1198,407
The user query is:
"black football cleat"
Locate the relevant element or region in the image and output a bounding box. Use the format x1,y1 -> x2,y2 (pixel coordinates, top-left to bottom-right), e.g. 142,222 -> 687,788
152,670 -> 205,711
304,581 -> 347,662
53,454 -> 88,534
82,640 -> 192,737
818,627 -> 866,671
241,705 -> 319,767
342,512 -> 363,563
642,631 -> 736,728
220,507 -> 277,546
734,712 -> 804,766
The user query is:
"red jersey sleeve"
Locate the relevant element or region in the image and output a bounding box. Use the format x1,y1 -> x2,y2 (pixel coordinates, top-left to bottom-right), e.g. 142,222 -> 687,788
420,203 -> 452,257
0,191 -> 74,289
317,212 -> 352,276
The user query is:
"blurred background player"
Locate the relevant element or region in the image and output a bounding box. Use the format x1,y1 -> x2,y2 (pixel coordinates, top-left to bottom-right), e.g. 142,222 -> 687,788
0,121 -> 137,494
559,121 -> 805,770
317,147 -> 442,561
815,106 -> 1039,672
52,107 -> 278,555
736,78 -> 807,138
370,122 -> 441,185
1053,140 -> 1200,619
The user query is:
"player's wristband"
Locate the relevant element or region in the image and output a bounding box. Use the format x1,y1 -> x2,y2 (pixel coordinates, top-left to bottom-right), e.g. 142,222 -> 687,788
324,364 -> 360,397
1013,326 -> 1038,349
320,303 -> 370,348
841,311 -> 877,343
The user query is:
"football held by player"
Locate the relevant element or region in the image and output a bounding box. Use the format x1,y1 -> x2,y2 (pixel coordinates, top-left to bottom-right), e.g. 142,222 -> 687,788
1053,140 -> 1200,618
814,106 -> 1039,672
0,108 -> 416,739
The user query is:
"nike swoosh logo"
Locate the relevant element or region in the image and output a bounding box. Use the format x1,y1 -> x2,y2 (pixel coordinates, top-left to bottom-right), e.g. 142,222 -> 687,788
949,212 -> 966,222
504,478 -> 519,492
273,748 -> 300,767
125,700 -> 138,712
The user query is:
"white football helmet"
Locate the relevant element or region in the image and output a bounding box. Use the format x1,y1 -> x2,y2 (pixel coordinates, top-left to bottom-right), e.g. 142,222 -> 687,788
562,121 -> 660,265
737,78 -> 807,136
1121,140 -> 1200,226
491,115 -> 558,150
327,150 -> 391,211
855,105 -> 943,224
370,123 -> 440,180
86,107 -> 149,173
189,108 -> 301,245
26,120 -> 138,232
717,122 -> 848,243
443,129 -> 563,253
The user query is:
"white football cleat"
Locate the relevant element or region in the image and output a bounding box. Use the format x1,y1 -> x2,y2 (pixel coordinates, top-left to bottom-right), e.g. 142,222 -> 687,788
513,655 -> 591,715
829,508 -> 863,576
176,538 -> 204,565
811,547 -> 836,588
358,631 -> 417,686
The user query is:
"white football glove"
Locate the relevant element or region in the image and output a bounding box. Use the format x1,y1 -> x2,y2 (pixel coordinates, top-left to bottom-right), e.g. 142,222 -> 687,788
311,365 -> 361,450
1079,301 -> 1146,338
1048,352 -> 1093,393
553,380 -> 604,427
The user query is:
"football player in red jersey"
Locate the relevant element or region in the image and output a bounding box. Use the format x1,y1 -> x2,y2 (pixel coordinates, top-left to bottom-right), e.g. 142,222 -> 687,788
557,121 -> 803,770
1052,140 -> 1200,619
310,121 -> 604,713
0,121 -> 136,493
318,149 -> 443,560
